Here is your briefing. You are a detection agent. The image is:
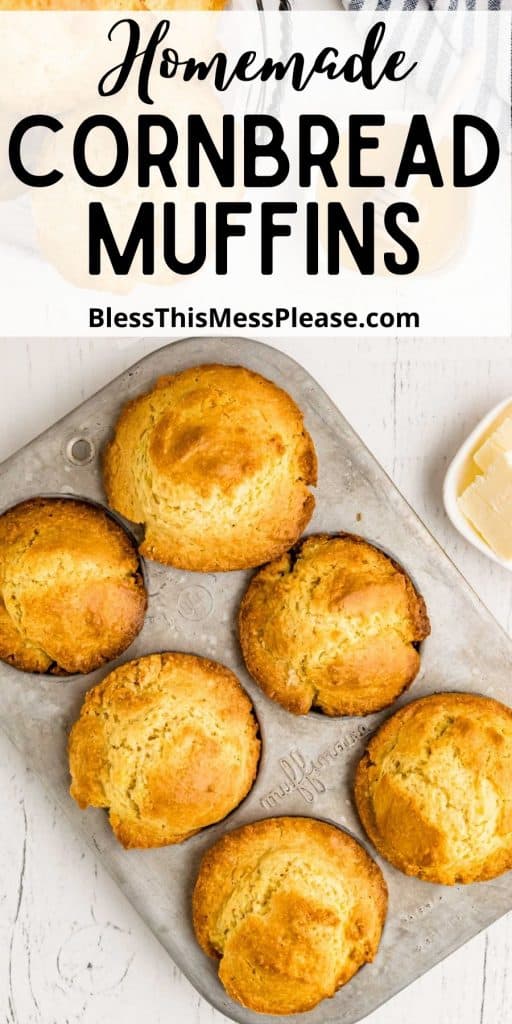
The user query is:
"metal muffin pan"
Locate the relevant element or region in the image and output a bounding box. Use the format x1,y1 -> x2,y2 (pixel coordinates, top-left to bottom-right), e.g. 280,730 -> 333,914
2,336 -> 512,1024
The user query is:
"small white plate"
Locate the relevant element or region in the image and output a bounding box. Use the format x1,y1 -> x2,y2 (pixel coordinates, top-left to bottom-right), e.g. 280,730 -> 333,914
443,395 -> 512,570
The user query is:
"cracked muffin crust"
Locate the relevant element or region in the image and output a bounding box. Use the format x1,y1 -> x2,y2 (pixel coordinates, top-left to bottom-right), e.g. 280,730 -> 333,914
68,652 -> 261,848
192,816 -> 388,1015
239,533 -> 429,716
103,364 -> 317,571
354,692 -> 512,885
0,497 -> 146,675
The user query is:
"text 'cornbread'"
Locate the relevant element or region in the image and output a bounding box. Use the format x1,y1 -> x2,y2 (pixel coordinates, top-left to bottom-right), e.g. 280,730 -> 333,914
69,652 -> 260,847
193,816 -> 387,1015
0,497 -> 146,675
239,533 -> 429,716
103,364 -> 317,571
355,692 -> 512,885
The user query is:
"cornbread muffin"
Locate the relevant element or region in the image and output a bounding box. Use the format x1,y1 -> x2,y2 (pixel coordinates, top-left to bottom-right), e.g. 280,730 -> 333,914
239,533 -> 429,716
355,692 -> 512,885
69,653 -> 260,848
103,365 -> 317,571
0,498 -> 146,675
192,816 -> 387,1015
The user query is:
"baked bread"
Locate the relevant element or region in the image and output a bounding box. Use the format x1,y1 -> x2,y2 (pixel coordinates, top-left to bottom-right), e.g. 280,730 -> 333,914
0,497 -> 146,675
355,692 -> 512,885
239,533 -> 429,716
103,365 -> 317,571
192,816 -> 387,1015
69,652 -> 260,848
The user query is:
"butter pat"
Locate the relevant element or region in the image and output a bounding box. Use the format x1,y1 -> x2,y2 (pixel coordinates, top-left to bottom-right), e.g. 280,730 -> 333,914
459,452 -> 512,559
474,416 -> 512,472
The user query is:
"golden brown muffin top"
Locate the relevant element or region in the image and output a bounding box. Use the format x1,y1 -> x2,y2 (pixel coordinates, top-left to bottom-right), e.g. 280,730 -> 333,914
193,816 -> 387,1015
0,497 -> 146,675
355,692 -> 512,885
239,533 -> 429,717
69,652 -> 260,848
103,364 -> 317,571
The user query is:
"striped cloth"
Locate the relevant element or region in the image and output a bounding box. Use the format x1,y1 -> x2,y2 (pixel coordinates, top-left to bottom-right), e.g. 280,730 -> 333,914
347,0 -> 506,9
343,0 -> 510,131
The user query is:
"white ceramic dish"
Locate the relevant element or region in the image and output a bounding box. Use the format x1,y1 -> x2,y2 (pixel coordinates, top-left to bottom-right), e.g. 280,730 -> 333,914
443,395 -> 512,570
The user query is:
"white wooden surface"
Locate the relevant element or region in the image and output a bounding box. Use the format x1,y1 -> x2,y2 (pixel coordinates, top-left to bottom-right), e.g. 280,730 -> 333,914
2,336 -> 512,1024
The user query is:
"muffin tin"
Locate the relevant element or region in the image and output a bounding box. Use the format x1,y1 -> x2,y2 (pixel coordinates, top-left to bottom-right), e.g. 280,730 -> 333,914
2,336 -> 512,1024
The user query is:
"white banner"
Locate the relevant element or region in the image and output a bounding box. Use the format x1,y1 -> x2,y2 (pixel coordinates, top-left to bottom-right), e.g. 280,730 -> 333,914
0,10 -> 510,336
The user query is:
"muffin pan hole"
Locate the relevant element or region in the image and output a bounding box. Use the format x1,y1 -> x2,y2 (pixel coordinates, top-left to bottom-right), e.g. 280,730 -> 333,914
65,436 -> 95,466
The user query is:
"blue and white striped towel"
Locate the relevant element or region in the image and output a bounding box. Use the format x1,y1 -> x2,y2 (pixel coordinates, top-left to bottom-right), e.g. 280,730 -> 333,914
343,0 -> 510,130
